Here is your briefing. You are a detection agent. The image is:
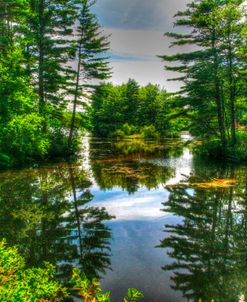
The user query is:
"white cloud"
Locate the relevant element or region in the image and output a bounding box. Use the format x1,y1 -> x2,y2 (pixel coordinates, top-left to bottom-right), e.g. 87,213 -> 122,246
90,188 -> 169,221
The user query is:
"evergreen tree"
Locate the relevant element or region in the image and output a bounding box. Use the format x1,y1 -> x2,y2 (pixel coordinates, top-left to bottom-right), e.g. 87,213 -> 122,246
125,79 -> 140,125
160,0 -> 246,157
68,0 -> 110,151
25,0 -> 77,120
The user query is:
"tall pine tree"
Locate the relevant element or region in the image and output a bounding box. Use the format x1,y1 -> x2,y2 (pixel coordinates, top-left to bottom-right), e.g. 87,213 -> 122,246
25,0 -> 77,121
160,0 -> 246,157
68,0 -> 110,151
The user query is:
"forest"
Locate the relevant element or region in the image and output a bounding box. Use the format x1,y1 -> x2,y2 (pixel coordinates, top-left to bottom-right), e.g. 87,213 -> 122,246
0,0 -> 246,168
0,1 -> 246,301
0,0 -> 110,168
90,80 -> 186,139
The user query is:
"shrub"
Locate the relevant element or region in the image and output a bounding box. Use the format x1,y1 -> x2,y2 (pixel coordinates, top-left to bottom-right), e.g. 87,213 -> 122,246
0,152 -> 12,168
3,113 -> 50,163
194,132 -> 247,162
141,125 -> 160,140
122,123 -> 137,136
227,131 -> 247,161
111,129 -> 126,139
194,138 -> 223,159
0,240 -> 67,302
0,240 -> 144,302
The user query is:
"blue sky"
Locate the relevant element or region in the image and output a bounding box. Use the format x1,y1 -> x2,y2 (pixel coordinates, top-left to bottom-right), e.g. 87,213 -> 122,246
93,0 -> 188,91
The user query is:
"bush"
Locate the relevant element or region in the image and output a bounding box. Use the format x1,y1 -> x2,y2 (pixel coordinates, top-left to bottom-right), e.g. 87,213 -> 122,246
195,138 -> 223,159
0,240 -> 144,302
0,152 -> 12,168
48,127 -> 81,157
141,125 -> 160,140
227,131 -> 247,161
122,123 -> 137,136
2,113 -> 50,164
194,132 -> 247,162
111,129 -> 126,139
0,240 -> 67,302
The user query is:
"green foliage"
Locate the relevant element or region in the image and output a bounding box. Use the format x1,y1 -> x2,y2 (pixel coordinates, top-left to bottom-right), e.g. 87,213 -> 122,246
91,80 -> 181,139
4,114 -> 50,162
141,126 -> 160,140
111,124 -> 137,139
111,129 -> 126,140
161,0 -> 247,160
67,0 -> 110,150
194,131 -> 247,162
122,123 -> 137,136
70,269 -> 111,302
0,240 -> 67,302
70,268 -> 144,302
194,139 -> 223,160
0,152 -> 12,168
0,112 -> 52,167
124,288 -> 144,302
227,131 -> 247,161
0,239 -> 143,302
0,0 -> 109,167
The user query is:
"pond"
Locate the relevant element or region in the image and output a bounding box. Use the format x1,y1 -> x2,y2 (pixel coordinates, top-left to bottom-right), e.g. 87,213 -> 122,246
0,137 -> 246,302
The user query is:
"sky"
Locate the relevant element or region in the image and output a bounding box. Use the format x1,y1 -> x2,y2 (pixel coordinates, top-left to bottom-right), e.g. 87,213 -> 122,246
93,0 -> 189,91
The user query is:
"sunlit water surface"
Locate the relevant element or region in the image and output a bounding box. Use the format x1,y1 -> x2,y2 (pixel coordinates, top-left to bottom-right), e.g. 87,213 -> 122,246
0,137 -> 246,302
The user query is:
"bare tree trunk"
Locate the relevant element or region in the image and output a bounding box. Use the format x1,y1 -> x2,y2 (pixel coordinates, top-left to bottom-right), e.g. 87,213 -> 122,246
68,38 -> 83,151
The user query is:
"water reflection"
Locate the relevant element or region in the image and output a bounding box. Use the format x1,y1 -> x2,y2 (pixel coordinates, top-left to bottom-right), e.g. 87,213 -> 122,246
90,138 -> 184,194
159,166 -> 247,302
0,138 -> 246,302
0,165 -> 113,282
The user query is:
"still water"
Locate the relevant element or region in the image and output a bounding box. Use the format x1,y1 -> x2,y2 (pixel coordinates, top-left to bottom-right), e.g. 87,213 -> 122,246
0,138 -> 246,302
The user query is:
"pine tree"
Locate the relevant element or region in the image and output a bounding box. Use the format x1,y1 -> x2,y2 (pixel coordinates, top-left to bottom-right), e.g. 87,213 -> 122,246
125,79 -> 140,125
68,0 -> 110,151
25,0 -> 77,121
160,0 -> 246,156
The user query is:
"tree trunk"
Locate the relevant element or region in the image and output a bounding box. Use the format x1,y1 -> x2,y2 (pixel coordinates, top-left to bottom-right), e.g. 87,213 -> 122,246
68,39 -> 83,152
69,168 -> 84,259
212,29 -> 227,154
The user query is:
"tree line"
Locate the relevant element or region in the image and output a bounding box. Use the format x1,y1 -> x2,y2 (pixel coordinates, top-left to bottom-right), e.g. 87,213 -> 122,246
91,79 -> 188,139
0,0 -> 110,168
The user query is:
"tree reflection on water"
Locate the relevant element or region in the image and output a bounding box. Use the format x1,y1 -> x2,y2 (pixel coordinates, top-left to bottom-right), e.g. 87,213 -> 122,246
159,167 -> 247,302
0,164 -> 114,283
90,138 -> 184,194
